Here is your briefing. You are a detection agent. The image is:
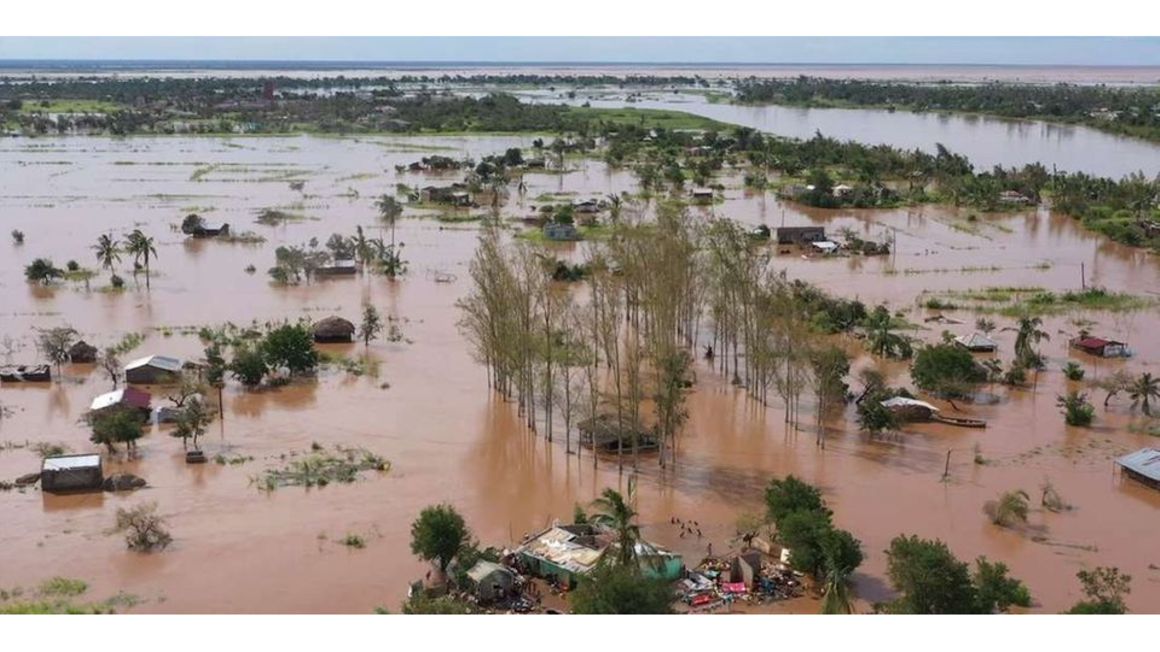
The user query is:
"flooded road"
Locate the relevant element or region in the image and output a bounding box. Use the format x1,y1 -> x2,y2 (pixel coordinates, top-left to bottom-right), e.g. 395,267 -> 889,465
1,134 -> 1159,614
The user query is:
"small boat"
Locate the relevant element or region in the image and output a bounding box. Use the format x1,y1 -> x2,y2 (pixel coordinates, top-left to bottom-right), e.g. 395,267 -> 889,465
932,414 -> 987,428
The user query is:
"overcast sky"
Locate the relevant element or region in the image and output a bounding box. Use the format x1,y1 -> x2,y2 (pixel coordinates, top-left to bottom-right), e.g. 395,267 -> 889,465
1,37 -> 1159,66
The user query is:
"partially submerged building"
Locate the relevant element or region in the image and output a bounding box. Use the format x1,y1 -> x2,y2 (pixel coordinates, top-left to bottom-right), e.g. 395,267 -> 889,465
312,316 -> 356,343
775,226 -> 826,246
0,365 -> 51,383
1116,448 -> 1160,490
41,454 -> 103,493
316,259 -> 358,277
1070,336 -> 1129,358
690,188 -> 714,203
124,355 -> 188,385
578,414 -> 659,453
516,524 -> 609,587
465,560 -> 516,603
421,185 -> 472,206
572,198 -> 601,214
543,222 -> 580,242
90,387 -> 152,417
68,340 -> 99,363
955,332 -> 999,353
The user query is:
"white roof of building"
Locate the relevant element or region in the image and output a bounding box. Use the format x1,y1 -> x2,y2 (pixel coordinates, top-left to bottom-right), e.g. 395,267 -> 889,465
517,526 -> 605,574
42,454 -> 101,472
881,397 -> 940,413
125,355 -> 184,372
90,389 -> 126,411
692,187 -> 714,195
955,332 -> 998,349
1117,448 -> 1160,482
810,241 -> 839,251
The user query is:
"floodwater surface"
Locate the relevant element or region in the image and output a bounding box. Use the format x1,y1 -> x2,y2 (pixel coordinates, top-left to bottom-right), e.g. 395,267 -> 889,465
1,134 -> 1159,614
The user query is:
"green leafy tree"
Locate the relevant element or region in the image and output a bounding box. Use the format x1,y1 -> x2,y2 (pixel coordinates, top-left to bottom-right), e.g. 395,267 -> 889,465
820,567 -> 854,614
409,504 -> 469,574
172,398 -> 212,451
764,475 -> 830,527
229,345 -> 269,387
911,343 -> 986,398
857,399 -> 899,435
570,563 -> 674,614
1012,315 -> 1050,366
89,407 -> 144,455
375,194 -> 404,249
25,258 -> 63,285
882,535 -> 1031,614
261,322 -> 318,375
358,303 -> 383,350
1067,567 -> 1131,614
1057,391 -> 1095,426
36,326 -> 78,372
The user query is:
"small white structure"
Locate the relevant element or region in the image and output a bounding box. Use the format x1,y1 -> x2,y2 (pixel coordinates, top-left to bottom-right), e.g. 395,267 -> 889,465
832,184 -> 854,197
41,454 -> 103,493
810,241 -> 840,255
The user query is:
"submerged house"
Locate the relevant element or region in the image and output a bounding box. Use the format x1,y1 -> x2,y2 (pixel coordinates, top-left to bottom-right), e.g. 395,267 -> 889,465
1116,448 -> 1160,490
578,414 -> 659,453
124,355 -> 188,385
1070,336 -> 1129,358
775,226 -> 826,246
181,214 -> 230,237
543,222 -> 580,242
572,198 -> 601,214
420,185 -> 472,206
68,340 -> 99,363
465,561 -> 516,603
0,365 -> 51,383
881,396 -> 941,422
690,188 -> 715,203
41,454 -> 103,493
316,259 -> 358,277
312,316 -> 356,343
955,332 -> 999,353
90,387 -> 152,417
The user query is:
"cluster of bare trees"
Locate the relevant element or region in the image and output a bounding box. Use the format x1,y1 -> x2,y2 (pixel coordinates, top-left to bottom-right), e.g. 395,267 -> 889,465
459,201 -> 857,473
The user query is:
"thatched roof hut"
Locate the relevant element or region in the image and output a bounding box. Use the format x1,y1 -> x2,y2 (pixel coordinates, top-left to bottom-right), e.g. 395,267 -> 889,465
69,340 -> 98,363
313,316 -> 356,343
578,414 -> 658,453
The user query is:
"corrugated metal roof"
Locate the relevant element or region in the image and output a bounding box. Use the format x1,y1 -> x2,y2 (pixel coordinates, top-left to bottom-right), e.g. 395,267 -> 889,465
516,526 -> 606,574
1117,448 -> 1160,482
125,355 -> 184,372
956,332 -> 998,349
881,396 -> 940,413
42,454 -> 101,472
91,387 -> 151,411
466,561 -> 511,583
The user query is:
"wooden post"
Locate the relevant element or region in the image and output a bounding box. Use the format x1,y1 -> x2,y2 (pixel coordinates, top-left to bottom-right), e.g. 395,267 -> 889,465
943,449 -> 952,481
1081,262 -> 1086,290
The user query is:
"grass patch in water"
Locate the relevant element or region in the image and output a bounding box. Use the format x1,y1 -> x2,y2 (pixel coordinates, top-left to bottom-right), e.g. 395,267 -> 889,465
252,444 -> 390,492
931,286 -> 1155,316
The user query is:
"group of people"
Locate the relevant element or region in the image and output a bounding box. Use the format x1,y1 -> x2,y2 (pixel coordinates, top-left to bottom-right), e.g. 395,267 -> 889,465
671,516 -> 703,539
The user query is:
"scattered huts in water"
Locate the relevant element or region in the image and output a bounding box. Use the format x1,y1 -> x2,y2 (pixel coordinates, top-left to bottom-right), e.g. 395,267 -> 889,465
1116,448 -> 1160,491
955,332 -> 999,353
1069,336 -> 1129,358
40,454 -> 103,493
124,355 -> 188,385
577,414 -> 659,453
316,259 -> 358,277
68,340 -> 98,363
421,185 -> 472,207
465,561 -> 517,603
0,365 -> 51,383
775,226 -> 827,246
312,316 -> 356,343
90,387 -> 152,418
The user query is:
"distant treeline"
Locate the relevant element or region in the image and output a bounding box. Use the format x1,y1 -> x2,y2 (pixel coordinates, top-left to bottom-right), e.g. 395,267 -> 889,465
735,77 -> 1160,142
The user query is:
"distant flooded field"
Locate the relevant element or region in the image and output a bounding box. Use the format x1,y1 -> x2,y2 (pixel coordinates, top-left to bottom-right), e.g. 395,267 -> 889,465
1,134 -> 1159,613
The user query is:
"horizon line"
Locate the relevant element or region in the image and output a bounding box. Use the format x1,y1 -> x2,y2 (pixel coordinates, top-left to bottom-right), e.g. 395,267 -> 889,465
2,59 -> 1159,68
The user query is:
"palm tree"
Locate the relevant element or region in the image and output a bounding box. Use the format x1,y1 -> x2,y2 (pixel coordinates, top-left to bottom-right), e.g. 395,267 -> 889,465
93,233 -> 122,282
820,567 -> 854,614
590,484 -> 641,567
124,229 -> 157,289
1128,372 -> 1159,416
352,226 -> 373,273
375,194 -> 403,249
862,305 -> 912,359
1012,315 -> 1050,366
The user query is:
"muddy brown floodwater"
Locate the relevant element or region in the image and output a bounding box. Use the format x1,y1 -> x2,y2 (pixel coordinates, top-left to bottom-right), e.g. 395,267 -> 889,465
1,134 -> 1159,614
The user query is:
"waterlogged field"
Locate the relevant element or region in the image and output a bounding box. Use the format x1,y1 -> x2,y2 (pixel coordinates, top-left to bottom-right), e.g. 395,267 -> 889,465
1,134 -> 1159,613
